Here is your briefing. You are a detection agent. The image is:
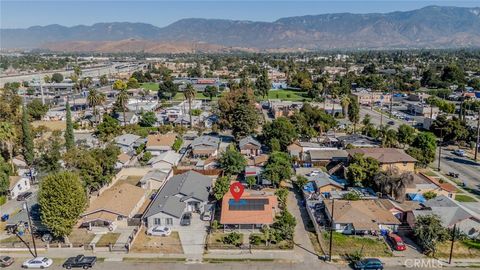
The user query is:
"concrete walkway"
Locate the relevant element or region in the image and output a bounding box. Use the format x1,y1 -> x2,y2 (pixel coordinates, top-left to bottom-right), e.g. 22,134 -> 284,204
177,213 -> 207,262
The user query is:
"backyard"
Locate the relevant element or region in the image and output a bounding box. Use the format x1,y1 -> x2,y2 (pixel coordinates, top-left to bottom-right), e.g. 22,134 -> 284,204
321,232 -> 392,257
130,228 -> 183,254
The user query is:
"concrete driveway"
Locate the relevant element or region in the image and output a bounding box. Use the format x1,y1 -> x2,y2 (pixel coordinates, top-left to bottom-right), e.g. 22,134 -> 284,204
177,213 -> 208,262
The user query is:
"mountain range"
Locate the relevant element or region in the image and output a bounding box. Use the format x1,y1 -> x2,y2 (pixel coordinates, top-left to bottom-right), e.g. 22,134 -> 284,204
2,6 -> 480,52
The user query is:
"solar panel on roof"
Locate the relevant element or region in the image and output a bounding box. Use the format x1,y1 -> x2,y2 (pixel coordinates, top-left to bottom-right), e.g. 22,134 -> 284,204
228,198 -> 269,211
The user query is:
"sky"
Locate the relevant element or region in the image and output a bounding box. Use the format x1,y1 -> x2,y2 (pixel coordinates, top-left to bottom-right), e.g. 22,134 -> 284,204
1,0 -> 480,28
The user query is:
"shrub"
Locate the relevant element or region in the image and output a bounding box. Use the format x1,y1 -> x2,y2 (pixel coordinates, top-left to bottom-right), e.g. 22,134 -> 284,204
249,234 -> 263,245
223,232 -> 242,246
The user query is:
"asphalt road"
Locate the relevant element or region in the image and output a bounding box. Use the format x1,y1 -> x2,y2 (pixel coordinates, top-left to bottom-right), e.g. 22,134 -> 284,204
437,150 -> 480,194
359,106 -> 403,129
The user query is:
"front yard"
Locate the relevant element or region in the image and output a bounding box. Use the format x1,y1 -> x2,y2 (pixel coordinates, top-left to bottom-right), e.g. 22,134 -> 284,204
321,232 -> 392,257
130,228 -> 183,254
436,239 -> 480,259
68,228 -> 96,246
95,233 -> 121,247
207,232 -> 245,249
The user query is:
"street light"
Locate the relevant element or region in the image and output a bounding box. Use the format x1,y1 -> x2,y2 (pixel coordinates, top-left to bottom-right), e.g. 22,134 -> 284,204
23,202 -> 38,257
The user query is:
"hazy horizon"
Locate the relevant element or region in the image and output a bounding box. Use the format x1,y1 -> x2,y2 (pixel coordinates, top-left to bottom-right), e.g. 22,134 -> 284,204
1,1 -> 479,29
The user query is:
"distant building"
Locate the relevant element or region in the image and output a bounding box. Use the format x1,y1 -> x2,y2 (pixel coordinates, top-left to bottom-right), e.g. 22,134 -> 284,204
407,104 -> 439,118
347,148 -> 417,173
352,91 -> 392,106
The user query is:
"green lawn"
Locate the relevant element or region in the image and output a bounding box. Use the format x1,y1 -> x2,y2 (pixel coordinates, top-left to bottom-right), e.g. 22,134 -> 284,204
95,233 -> 121,247
321,232 -> 392,257
264,89 -> 309,101
141,82 -> 159,91
455,194 -> 477,202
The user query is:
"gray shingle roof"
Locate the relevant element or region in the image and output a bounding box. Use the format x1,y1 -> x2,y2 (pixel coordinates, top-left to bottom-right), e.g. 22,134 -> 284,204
114,134 -> 141,147
239,136 -> 261,149
191,135 -> 220,149
143,171 -> 212,218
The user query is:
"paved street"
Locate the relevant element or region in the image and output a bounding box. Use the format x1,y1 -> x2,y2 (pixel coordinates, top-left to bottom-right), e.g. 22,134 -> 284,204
437,150 -> 480,196
1,185 -> 38,216
359,106 -> 403,129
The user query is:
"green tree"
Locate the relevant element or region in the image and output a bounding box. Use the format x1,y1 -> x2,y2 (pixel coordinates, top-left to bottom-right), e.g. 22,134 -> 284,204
295,175 -> 308,189
255,69 -> 271,98
115,89 -> 129,126
139,152 -> 152,166
262,152 -> 292,187
0,156 -> 12,198
223,232 -> 242,246
342,191 -> 361,201
269,138 -> 281,152
413,214 -> 449,255
204,85 -> 219,100
272,210 -> 296,241
96,114 -> 121,141
345,153 -> 380,186
340,94 -> 351,119
348,99 -> 360,134
275,188 -> 289,209
27,99 -> 49,120
112,79 -> 127,91
423,191 -> 437,200
39,171 -> 87,238
38,130 -> 62,173
158,79 -> 178,100
246,176 -> 257,189
219,145 -> 246,176
397,124 -> 416,148
406,132 -> 437,167
64,101 -> 74,150
231,92 -> 259,139
373,169 -> 414,201
184,83 -> 196,127
213,176 -> 230,200
0,122 -> 17,170
172,137 -> 183,152
51,73 -> 64,83
87,89 -> 105,125
139,111 -> 157,127
441,64 -> 465,85
127,77 -> 140,89
22,106 -> 34,165
262,117 -> 297,151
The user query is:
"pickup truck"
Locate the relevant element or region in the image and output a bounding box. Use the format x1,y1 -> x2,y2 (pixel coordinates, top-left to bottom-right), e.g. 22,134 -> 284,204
62,255 -> 97,269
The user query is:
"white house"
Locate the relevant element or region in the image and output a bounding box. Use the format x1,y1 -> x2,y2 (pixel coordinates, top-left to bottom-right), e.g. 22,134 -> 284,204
8,176 -> 31,200
147,150 -> 181,171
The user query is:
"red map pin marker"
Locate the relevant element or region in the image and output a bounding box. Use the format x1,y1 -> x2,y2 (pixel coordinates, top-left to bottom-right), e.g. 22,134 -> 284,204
229,182 -> 244,202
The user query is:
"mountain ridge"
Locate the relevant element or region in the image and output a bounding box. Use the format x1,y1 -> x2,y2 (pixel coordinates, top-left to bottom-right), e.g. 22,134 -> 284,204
2,6 -> 480,51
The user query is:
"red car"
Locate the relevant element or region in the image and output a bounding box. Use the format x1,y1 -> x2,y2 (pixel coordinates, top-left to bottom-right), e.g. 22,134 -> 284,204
388,233 -> 406,251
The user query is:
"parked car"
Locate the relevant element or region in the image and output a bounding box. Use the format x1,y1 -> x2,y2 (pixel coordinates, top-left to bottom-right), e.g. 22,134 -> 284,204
17,192 -> 33,201
387,233 -> 406,251
202,204 -> 214,221
180,212 -> 192,226
354,258 -> 384,270
146,226 -> 172,237
0,256 -> 14,267
22,257 -> 53,269
453,149 -> 466,157
448,172 -> 459,178
387,121 -> 395,125
62,255 -> 97,269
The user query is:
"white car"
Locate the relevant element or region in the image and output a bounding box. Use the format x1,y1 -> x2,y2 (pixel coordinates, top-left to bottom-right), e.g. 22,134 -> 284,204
453,149 -> 466,157
22,257 -> 53,268
146,226 -> 172,236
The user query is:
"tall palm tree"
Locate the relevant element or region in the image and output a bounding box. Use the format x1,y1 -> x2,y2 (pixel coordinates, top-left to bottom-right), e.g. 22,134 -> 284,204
116,89 -> 130,126
87,89 -> 101,125
340,94 -> 351,118
184,83 -> 196,127
0,122 -> 17,170
330,86 -> 340,116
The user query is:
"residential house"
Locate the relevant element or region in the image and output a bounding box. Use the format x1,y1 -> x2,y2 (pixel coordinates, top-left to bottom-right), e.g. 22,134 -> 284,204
405,173 -> 457,199
114,134 -> 141,153
407,195 -> 480,239
307,172 -> 344,194
190,135 -> 220,158
80,183 -> 146,230
337,134 -> 380,148
247,154 -> 269,167
288,141 -> 335,161
147,150 -> 181,171
324,200 -> 401,235
269,100 -> 303,119
347,148 -> 417,173
308,149 -> 349,165
378,199 -> 421,223
146,133 -> 177,156
239,136 -> 262,157
116,112 -> 139,125
115,152 -> 134,169
143,171 -> 212,229
220,191 -> 278,231
139,169 -> 172,190
8,176 -> 31,200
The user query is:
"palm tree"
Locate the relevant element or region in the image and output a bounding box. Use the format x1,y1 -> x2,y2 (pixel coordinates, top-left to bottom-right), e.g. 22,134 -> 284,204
87,89 -> 102,125
330,86 -> 340,116
340,94 -> 351,118
0,122 -> 17,170
184,83 -> 196,127
116,89 -> 130,126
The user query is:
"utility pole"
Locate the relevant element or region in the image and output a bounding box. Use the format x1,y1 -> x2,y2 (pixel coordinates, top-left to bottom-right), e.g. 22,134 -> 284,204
437,128 -> 443,172
24,202 -> 38,257
328,198 -> 335,262
475,108 -> 480,161
449,224 -> 457,264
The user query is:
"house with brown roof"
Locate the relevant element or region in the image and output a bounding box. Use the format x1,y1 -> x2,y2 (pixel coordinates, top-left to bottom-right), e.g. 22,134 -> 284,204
190,135 -> 220,158
324,199 -> 401,235
146,133 -> 177,155
347,148 -> 417,173
8,175 -> 31,200
220,191 -> 279,231
80,182 -> 146,230
377,198 -> 421,223
405,173 -> 457,199
239,136 -> 262,157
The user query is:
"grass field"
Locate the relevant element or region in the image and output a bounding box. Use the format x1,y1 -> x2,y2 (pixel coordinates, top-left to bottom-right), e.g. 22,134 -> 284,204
436,239 -> 480,259
455,194 -> 477,202
321,232 -> 392,257
95,233 -> 121,247
140,82 -> 159,91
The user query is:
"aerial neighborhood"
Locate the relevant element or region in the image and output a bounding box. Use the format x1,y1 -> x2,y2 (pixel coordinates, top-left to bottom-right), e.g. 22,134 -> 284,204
1,36 -> 480,270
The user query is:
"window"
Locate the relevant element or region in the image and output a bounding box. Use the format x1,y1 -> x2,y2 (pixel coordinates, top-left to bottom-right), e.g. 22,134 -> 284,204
154,218 -> 161,225
165,218 -> 173,225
